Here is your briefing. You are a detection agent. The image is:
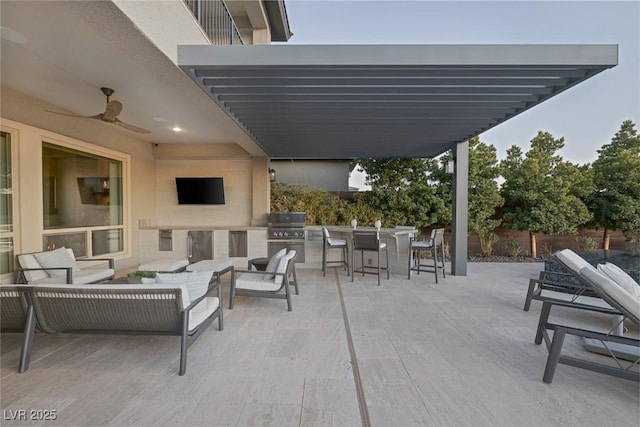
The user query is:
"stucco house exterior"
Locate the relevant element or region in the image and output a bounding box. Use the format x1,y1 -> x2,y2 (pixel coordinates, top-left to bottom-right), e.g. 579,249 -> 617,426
0,0 -> 617,281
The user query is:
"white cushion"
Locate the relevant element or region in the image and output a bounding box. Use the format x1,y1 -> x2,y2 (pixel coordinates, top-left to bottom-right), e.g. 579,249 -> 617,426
598,262 -> 640,299
138,259 -> 189,272
580,266 -> 640,323
156,271 -> 213,313
555,249 -> 597,275
186,259 -> 233,273
17,253 -> 49,282
235,273 -> 283,291
327,238 -> 347,246
189,297 -> 220,332
263,248 -> 287,280
274,250 -> 296,285
33,247 -> 79,277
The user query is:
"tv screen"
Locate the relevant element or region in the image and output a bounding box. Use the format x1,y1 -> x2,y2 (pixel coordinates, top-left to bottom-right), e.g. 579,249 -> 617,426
175,177 -> 225,205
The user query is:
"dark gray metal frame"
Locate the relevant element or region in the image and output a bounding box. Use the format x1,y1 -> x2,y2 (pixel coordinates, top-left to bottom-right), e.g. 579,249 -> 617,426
322,227 -> 349,277
14,251 -> 115,284
229,252 -> 298,311
14,282 -> 223,376
351,230 -> 389,286
524,270 -> 599,311
408,228 -> 446,283
534,251 -> 640,383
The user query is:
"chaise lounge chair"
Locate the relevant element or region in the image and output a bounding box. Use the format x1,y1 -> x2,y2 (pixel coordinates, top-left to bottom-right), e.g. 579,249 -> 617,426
534,249 -> 640,383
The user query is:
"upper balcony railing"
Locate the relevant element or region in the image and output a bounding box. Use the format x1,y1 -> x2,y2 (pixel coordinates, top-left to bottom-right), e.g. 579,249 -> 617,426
184,0 -> 244,45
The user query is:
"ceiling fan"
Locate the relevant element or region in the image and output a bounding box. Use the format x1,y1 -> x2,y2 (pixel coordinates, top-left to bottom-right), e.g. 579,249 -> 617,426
46,87 -> 151,134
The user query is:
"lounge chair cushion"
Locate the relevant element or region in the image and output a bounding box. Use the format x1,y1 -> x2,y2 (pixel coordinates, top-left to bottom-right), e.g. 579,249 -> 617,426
263,248 -> 287,280
597,262 -> 640,299
156,271 -> 214,313
33,247 -> 79,277
580,266 -> 640,324
17,253 -> 49,282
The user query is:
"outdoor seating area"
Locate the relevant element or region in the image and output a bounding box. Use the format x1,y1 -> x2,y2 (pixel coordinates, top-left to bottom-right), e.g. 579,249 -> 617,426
2,262 -> 638,426
2,272 -> 224,376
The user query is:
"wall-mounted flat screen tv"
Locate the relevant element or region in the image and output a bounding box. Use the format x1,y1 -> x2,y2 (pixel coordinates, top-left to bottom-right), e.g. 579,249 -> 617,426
175,177 -> 225,205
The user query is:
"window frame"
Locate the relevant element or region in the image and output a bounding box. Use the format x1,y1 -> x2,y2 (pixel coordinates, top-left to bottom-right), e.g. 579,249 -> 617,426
40,136 -> 131,260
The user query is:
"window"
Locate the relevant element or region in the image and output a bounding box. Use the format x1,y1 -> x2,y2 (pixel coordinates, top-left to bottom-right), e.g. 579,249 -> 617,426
42,142 -> 125,257
0,131 -> 14,274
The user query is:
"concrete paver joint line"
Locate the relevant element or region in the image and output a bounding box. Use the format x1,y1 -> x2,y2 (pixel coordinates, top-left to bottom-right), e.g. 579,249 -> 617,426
334,269 -> 371,427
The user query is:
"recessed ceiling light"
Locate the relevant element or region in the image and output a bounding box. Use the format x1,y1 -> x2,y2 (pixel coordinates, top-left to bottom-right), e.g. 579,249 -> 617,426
172,127 -> 182,132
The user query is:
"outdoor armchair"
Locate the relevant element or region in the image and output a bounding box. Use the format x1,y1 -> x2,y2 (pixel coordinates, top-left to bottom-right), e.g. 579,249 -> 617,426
229,250 -> 298,311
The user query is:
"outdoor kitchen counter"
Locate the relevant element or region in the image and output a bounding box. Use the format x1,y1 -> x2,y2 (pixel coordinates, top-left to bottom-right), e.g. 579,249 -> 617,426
305,225 -> 416,275
138,223 -> 267,231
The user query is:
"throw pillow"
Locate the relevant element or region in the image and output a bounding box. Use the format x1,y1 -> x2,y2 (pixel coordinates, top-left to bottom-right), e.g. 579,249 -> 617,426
274,250 -> 296,285
156,271 -> 213,313
597,262 -> 640,299
34,247 -> 80,277
263,248 -> 287,280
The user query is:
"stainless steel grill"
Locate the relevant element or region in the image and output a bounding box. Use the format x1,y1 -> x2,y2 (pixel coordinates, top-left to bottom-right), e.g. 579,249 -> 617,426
267,212 -> 306,240
267,212 -> 306,262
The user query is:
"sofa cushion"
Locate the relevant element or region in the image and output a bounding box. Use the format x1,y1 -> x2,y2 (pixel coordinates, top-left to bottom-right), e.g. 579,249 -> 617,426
138,258 -> 189,273
597,262 -> 640,299
156,271 -> 213,313
17,253 -> 49,282
33,247 -> 79,277
188,297 -> 220,332
263,248 -> 287,280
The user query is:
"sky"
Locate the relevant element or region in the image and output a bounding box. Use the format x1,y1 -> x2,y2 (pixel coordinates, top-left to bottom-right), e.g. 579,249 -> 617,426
281,0 -> 640,170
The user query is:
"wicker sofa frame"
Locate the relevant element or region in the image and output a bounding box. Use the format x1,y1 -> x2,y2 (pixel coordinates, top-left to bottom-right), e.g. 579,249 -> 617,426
3,281 -> 222,376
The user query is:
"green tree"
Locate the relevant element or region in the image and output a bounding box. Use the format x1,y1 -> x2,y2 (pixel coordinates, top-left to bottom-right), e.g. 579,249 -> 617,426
500,131 -> 592,258
430,137 -> 504,253
586,120 -> 640,248
356,158 -> 447,229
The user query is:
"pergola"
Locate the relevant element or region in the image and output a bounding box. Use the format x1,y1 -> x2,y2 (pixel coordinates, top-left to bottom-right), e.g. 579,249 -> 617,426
178,44 -> 618,274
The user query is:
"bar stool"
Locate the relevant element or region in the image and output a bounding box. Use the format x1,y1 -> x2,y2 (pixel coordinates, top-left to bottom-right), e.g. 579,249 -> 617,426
408,228 -> 446,283
352,230 -> 389,286
322,227 -> 349,276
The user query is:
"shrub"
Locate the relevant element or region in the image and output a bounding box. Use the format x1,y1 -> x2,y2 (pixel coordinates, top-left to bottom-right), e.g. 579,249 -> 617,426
505,236 -> 523,257
477,230 -> 499,257
576,235 -> 598,252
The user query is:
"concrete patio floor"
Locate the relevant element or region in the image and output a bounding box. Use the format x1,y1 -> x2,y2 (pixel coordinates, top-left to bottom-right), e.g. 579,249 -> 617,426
1,262 -> 639,426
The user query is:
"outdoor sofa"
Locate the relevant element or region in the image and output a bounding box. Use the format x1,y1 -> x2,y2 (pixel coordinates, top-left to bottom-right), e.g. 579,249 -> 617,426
1,277 -> 222,376
15,247 -> 115,285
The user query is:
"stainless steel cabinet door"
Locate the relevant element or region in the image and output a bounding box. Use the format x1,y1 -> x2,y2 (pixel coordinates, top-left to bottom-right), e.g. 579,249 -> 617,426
187,230 -> 213,263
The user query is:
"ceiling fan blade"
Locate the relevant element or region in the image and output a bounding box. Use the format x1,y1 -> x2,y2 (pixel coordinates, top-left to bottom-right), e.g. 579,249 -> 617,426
114,118 -> 151,134
103,100 -> 123,122
45,110 -> 102,119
